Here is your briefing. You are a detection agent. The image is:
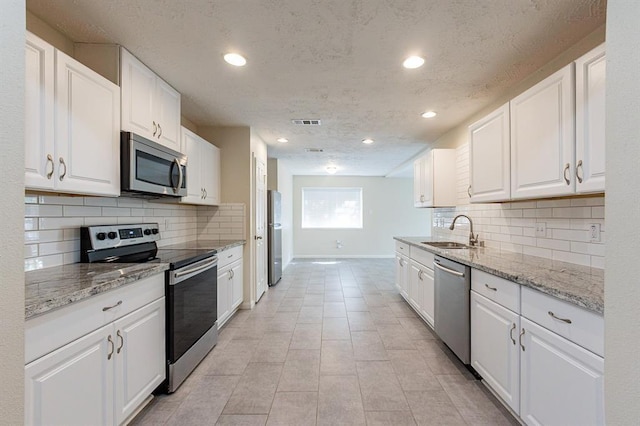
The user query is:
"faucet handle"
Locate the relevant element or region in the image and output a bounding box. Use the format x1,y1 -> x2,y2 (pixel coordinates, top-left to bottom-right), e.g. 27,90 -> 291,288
469,232 -> 479,246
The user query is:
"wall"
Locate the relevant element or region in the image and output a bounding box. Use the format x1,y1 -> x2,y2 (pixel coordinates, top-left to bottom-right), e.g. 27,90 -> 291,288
1,1 -> 25,422
605,1 -> 640,422
293,176 -> 431,257
430,145 -> 605,268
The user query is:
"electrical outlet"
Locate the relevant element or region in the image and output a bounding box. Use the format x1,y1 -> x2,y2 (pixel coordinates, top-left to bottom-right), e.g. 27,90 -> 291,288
336,240 -> 343,249
589,223 -> 601,242
535,222 -> 546,237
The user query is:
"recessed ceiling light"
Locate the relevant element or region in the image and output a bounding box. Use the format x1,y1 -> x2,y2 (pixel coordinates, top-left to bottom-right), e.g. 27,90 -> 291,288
362,138 -> 374,145
277,137 -> 288,143
403,56 -> 425,69
326,165 -> 338,174
223,53 -> 246,66
421,111 -> 437,118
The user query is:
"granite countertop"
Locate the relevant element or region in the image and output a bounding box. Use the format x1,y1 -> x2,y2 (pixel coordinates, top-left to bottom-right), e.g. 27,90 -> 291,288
395,236 -> 604,314
159,239 -> 245,252
25,262 -> 169,320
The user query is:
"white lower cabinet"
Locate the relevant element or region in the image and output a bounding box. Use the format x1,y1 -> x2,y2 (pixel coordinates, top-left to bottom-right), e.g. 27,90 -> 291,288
217,246 -> 244,328
395,253 -> 409,299
25,276 -> 165,426
409,260 -> 434,327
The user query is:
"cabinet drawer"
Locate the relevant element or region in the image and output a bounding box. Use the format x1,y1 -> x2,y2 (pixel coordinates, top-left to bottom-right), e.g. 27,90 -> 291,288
521,287 -> 604,357
410,246 -> 434,269
395,241 -> 410,256
217,245 -> 243,269
471,269 -> 520,313
25,273 -> 165,364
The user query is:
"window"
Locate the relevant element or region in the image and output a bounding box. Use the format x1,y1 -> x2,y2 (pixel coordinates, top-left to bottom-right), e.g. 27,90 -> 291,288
302,187 -> 363,229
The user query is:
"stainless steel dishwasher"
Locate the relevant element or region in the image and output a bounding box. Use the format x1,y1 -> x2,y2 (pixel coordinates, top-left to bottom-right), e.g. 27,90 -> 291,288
433,255 -> 471,364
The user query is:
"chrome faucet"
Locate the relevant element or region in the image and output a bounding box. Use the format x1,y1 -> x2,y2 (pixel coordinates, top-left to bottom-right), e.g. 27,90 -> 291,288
449,214 -> 479,246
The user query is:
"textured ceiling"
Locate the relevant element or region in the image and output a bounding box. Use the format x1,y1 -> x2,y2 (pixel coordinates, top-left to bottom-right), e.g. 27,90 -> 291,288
27,0 -> 605,176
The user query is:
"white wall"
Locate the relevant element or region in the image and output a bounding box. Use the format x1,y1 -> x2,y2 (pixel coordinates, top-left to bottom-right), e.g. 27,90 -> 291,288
277,161 -> 294,269
293,176 -> 431,257
1,1 -> 25,422
605,1 -> 640,422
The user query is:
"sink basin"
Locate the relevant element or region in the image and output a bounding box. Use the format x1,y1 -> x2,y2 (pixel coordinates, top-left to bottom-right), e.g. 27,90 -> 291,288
422,241 -> 472,249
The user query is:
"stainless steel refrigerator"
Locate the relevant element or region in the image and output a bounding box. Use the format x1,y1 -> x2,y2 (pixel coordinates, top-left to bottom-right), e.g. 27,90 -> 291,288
267,190 -> 282,286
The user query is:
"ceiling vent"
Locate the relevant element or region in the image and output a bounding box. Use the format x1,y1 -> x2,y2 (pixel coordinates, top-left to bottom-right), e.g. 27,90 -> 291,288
292,119 -> 322,126
305,148 -> 324,153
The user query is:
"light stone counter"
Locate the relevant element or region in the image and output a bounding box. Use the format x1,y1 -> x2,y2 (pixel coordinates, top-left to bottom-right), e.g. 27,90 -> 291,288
25,263 -> 169,320
159,239 -> 245,252
395,236 -> 604,314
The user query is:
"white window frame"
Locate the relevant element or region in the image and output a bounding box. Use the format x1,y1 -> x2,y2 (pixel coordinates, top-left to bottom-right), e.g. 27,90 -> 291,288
301,187 -> 363,229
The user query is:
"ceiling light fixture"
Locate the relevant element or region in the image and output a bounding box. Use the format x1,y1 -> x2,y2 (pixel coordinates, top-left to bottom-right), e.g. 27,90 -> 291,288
421,111 -> 437,118
403,56 -> 425,69
362,138 -> 374,145
277,137 -> 289,143
223,53 -> 247,66
326,165 -> 338,174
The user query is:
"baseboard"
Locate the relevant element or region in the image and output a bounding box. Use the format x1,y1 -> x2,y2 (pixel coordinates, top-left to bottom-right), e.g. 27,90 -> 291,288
293,255 -> 395,259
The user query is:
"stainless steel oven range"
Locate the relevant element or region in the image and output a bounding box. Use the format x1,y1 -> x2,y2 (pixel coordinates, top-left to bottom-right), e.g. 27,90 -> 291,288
80,223 -> 218,393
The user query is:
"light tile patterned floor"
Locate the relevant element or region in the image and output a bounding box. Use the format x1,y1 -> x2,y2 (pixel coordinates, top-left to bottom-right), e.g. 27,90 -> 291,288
132,258 -> 518,426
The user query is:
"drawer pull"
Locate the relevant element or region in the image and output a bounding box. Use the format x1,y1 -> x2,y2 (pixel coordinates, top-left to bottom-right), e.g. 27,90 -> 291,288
485,284 -> 497,291
548,311 -> 572,324
228,254 -> 233,258
510,323 -> 516,345
102,300 -> 122,312
107,335 -> 114,360
519,328 -> 526,351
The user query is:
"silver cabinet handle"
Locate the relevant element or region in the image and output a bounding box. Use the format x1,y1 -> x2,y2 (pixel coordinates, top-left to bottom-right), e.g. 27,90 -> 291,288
228,270 -> 233,280
510,323 -> 516,345
255,235 -> 263,240
204,188 -> 207,199
467,185 -> 472,198
46,154 -> 54,179
171,158 -> 183,194
230,269 -> 235,279
152,121 -> 157,137
398,259 -> 403,267
548,311 -> 572,324
433,262 -> 465,277
175,258 -> 217,278
418,270 -> 423,281
485,284 -> 497,291
107,335 -> 114,360
576,160 -> 583,184
116,330 -> 124,354
201,188 -> 204,199
102,300 -> 122,311
563,163 -> 570,185
59,157 -> 67,181
157,123 -> 162,138
519,328 -> 525,351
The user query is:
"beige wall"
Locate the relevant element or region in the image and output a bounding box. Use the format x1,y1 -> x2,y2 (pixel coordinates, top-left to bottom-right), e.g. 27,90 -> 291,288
1,1 -> 26,423
605,1 -> 640,422
293,176 -> 431,257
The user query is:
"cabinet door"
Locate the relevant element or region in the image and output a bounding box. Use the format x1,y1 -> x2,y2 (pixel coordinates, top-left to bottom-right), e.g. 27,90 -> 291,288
421,153 -> 434,206
120,48 -> 156,140
520,317 -> 604,426
231,260 -> 244,310
203,142 -> 221,205
470,291 -> 520,414
113,298 -> 166,425
217,267 -> 231,328
395,254 -> 409,299
413,158 -> 424,207
181,127 -> 203,204
408,263 -> 423,311
469,103 -> 511,202
511,65 -> 575,199
25,324 -> 114,426
155,78 -> 181,151
575,44 -> 606,194
420,265 -> 434,327
55,50 -> 120,196
25,32 -> 55,190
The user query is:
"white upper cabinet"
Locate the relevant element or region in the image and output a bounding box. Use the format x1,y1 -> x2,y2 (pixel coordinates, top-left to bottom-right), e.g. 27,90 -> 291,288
24,32 -> 120,197
575,43 -> 606,194
469,103 -> 511,202
120,48 -> 181,152
413,149 -> 457,208
180,127 -> 220,206
510,64 -> 576,200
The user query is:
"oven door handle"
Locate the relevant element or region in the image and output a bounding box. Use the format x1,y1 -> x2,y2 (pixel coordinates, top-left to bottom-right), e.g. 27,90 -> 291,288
172,257 -> 217,284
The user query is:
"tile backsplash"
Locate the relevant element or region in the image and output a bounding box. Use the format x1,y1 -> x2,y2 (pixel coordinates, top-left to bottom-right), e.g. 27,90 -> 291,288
431,144 -> 605,269
24,192 -> 245,271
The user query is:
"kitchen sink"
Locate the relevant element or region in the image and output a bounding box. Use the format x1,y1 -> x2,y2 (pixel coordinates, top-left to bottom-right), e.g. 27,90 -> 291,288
422,241 -> 473,249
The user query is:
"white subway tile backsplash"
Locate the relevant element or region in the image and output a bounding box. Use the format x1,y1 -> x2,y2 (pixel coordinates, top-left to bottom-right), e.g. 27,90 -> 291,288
552,228 -> 588,242
84,197 -> 118,207
102,207 -> 132,217
25,254 -> 64,271
552,207 -> 592,218
38,195 -> 84,205
591,256 -> 605,269
25,218 -> 38,231
25,230 -> 63,243
39,217 -> 84,230
39,240 -> 79,256
552,250 -> 591,267
591,206 -> 605,219
25,204 -> 63,217
25,244 -> 38,258
63,206 -> 102,217
537,238 -> 571,251
523,246 -> 552,259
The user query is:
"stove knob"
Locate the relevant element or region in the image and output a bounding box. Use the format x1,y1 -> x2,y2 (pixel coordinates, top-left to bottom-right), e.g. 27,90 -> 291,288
151,228 -> 159,235
96,232 -> 106,241
144,229 -> 152,235
107,231 -> 117,240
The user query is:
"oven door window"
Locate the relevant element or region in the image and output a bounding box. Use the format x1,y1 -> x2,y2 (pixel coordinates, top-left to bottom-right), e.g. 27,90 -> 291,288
136,150 -> 186,189
168,264 -> 217,361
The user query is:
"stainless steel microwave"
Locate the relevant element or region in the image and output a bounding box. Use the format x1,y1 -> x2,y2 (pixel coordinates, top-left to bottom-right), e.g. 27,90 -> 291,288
121,132 -> 187,197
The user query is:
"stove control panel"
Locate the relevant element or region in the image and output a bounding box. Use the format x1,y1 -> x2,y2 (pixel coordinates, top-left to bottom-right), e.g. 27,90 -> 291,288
83,223 -> 160,251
